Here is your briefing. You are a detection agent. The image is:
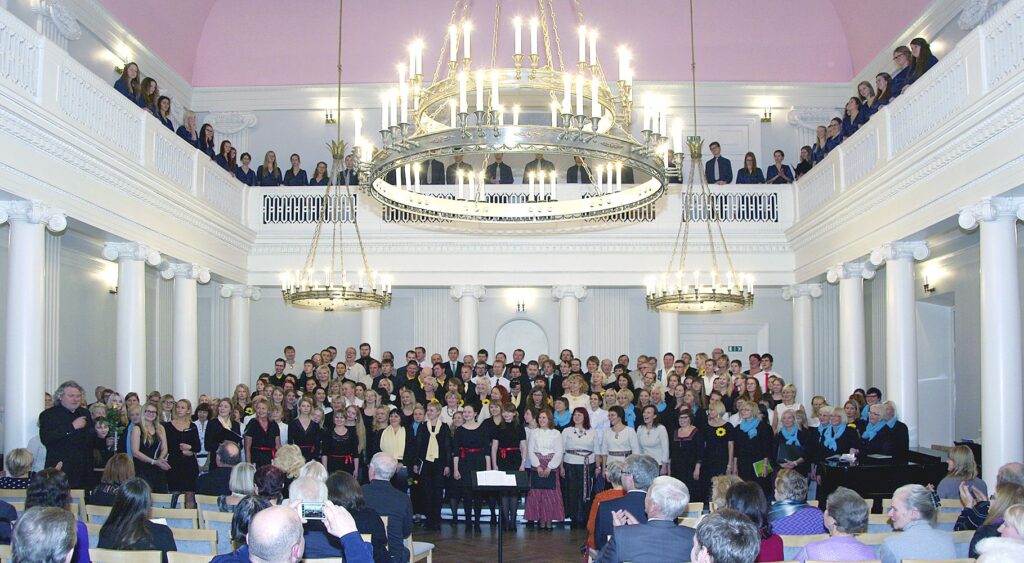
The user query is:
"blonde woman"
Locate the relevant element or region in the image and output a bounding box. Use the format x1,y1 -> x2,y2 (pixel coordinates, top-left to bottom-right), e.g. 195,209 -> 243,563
298,460 -> 328,482
257,150 -> 282,186
272,444 -> 305,480
206,398 -> 242,456
808,395 -> 828,428
771,383 -> 804,431
564,374 -> 590,413
165,398 -> 201,507
244,397 -> 281,467
131,402 -> 170,492
288,396 -> 320,462
935,445 -> 987,499
231,384 -> 252,418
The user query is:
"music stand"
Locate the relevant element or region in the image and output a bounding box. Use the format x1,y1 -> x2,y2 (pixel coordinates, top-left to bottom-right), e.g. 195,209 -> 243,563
470,470 -> 530,563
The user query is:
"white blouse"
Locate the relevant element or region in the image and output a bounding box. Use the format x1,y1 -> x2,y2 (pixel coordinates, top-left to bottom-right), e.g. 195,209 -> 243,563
527,428 -> 564,468
636,424 -> 670,464
599,426 -> 640,461
774,402 -> 803,424
439,405 -> 461,426
565,393 -> 589,413
561,427 -> 598,465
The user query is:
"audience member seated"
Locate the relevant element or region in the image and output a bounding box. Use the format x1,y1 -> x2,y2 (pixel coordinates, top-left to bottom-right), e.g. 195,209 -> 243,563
199,441 -> 241,497
891,45 -> 915,97
974,503 -> 1024,561
210,495 -> 271,563
910,37 -> 939,81
587,460 -> 626,553
113,62 -> 140,104
736,152 -> 765,184
765,150 -> 793,184
246,502 -> 372,563
288,476 -> 339,558
298,461 -> 328,483
725,480 -> 783,562
936,444 -> 988,499
596,475 -> 695,563
362,453 -> 412,563
704,142 -> 732,185
255,465 -> 287,505
282,154 -> 308,186
219,462 -> 256,512
793,486 -> 874,562
968,483 -> 1024,558
89,453 -> 135,506
25,468 -> 89,563
879,483 -> 956,563
522,153 -> 555,182
10,506 -> 78,563
485,153 -> 514,184
258,151 -> 284,186
595,454 -> 659,550
445,155 -> 474,185
0,448 -> 34,489
0,498 -> 15,546
97,478 -> 177,561
958,462 -> 1024,530
691,508 -> 761,563
768,469 -> 825,535
326,470 -> 390,563
709,474 -> 742,512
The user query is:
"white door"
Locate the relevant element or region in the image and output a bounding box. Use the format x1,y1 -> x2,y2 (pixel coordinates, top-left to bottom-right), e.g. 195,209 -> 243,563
494,319 -> 549,362
679,322 -> 767,359
916,301 -> 955,449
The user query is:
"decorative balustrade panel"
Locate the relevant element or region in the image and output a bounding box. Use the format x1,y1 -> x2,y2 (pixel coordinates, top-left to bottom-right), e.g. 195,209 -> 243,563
796,162 -> 836,219
153,133 -> 194,190
682,192 -> 779,222
262,193 -> 358,224
841,127 -> 879,189
985,1 -> 1024,90
201,168 -> 246,221
888,60 -> 969,155
57,66 -> 142,160
0,15 -> 38,98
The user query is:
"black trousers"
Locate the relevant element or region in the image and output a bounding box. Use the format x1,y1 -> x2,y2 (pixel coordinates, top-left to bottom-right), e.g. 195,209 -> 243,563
419,460 -> 445,526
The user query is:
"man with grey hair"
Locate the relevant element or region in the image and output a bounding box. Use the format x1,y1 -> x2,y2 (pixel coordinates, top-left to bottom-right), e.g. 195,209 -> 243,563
246,502 -> 371,563
363,453 -> 412,563
596,476 -> 695,563
594,453 -> 660,550
691,508 -> 760,563
879,483 -> 956,563
12,506 -> 77,563
197,441 -> 241,496
288,477 -> 335,559
38,380 -> 93,487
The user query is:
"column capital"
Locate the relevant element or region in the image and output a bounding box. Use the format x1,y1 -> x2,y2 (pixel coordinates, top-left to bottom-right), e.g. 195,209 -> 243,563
551,285 -> 588,301
450,285 -> 486,301
958,196 -> 1024,230
219,284 -> 261,300
160,262 -> 211,283
0,200 -> 67,232
869,241 -> 929,266
102,242 -> 162,265
826,261 -> 876,283
782,284 -> 823,300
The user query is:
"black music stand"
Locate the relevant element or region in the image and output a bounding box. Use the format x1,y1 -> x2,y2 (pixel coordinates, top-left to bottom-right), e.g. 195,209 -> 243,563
470,470 -> 530,563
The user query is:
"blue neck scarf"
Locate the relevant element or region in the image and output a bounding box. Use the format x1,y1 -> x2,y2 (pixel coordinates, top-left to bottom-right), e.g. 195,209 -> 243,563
860,404 -> 870,420
862,420 -> 886,441
655,402 -> 667,413
885,417 -> 898,429
824,423 -> 846,451
412,422 -> 421,434
781,426 -> 800,446
739,417 -> 759,439
554,409 -> 572,427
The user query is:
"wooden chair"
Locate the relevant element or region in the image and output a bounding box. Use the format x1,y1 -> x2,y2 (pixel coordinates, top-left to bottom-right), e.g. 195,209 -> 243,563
854,531 -> 895,545
70,489 -> 86,520
85,523 -> 103,548
807,499 -> 818,507
903,560 -> 975,563
199,509 -> 234,555
360,533 -> 372,543
0,489 -> 26,502
780,534 -> 829,560
0,544 -> 12,563
301,559 -> 345,563
951,530 -> 974,558
195,494 -> 220,514
167,553 -> 214,563
679,516 -> 699,528
89,548 -> 162,563
806,560 -> 880,563
682,501 -> 704,516
405,533 -> 434,563
170,528 -> 217,555
7,501 -> 23,513
939,497 -> 965,512
151,507 -> 200,529
85,504 -> 113,525
150,493 -> 177,508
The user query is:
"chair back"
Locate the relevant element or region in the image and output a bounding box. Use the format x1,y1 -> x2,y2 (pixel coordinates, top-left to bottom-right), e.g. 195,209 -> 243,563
199,509 -> 234,555
85,523 -> 102,548
70,489 -> 86,520
682,502 -> 704,517
7,502 -> 23,513
679,516 -> 699,528
151,507 -> 199,529
170,528 -> 217,555
0,544 -> 11,563
951,530 -> 973,558
866,514 -> 894,533
150,493 -> 177,509
195,494 -> 220,514
780,533 -> 829,560
406,533 -> 434,563
89,548 -> 162,563
167,553 -> 214,563
0,489 -> 26,503
85,504 -> 112,525
854,531 -> 894,545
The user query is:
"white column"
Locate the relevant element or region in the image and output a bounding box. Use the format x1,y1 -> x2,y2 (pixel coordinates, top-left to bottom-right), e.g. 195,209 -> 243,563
361,307 -> 382,355
220,285 -> 261,390
450,285 -> 486,356
659,310 -> 679,360
161,263 -> 210,402
959,198 -> 1024,486
783,284 -> 822,406
827,261 -> 875,399
0,201 -> 66,451
552,285 -> 588,357
870,240 -> 929,447
102,242 -> 162,396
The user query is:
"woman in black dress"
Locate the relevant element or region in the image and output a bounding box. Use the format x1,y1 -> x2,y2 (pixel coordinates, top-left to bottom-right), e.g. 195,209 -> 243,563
444,411 -> 465,526
818,406 -> 859,458
773,409 -> 816,477
490,403 -> 526,531
452,403 -> 490,530
321,409 -> 360,475
245,398 -> 281,468
164,399 -> 201,508
130,403 -> 170,493
732,399 -> 774,498
416,402 -> 451,531
670,410 -> 705,502
701,400 -> 734,490
289,397 -> 321,462
205,398 -> 242,457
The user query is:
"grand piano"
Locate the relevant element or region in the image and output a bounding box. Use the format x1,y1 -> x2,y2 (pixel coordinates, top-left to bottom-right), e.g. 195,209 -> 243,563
817,449 -> 947,511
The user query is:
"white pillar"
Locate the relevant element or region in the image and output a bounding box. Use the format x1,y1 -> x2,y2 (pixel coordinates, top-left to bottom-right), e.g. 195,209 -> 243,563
0,201 -> 66,451
161,263 -> 210,402
959,198 -> 1024,486
552,285 -> 588,357
659,310 -> 679,360
870,241 -> 929,447
220,285 -> 261,390
783,284 -> 822,406
827,262 -> 874,399
450,285 -> 486,356
361,307 -> 382,356
102,242 -> 162,396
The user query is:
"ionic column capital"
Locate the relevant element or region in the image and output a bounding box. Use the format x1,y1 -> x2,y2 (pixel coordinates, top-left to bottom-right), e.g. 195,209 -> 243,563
551,285 -> 588,301
102,242 -> 162,265
450,285 -> 486,301
160,262 -> 211,283
869,241 -> 929,266
826,261 -> 876,283
219,284 -> 261,300
958,197 -> 1024,230
0,200 -> 67,232
782,283 -> 823,300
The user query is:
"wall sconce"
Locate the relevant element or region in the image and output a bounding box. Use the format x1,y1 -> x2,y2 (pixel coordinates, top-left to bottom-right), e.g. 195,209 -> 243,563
922,274 -> 936,294
516,298 -> 526,313
324,110 -> 336,124
760,106 -> 772,123
109,285 -> 118,295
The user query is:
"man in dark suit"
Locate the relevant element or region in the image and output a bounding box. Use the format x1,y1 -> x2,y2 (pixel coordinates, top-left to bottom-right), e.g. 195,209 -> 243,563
567,156 -> 591,183
196,441 -> 240,496
704,141 -> 732,184
485,153 -> 514,184
445,155 -> 474,185
419,158 -> 446,185
442,347 -> 464,379
594,454 -> 660,550
39,380 -> 93,488
597,476 -> 696,563
522,152 -> 555,182
395,350 -> 416,381
337,154 -> 359,186
690,509 -> 761,563
363,453 -> 413,563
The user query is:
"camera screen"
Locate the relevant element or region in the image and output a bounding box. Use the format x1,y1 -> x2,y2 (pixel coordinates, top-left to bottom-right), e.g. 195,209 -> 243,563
300,502 -> 324,520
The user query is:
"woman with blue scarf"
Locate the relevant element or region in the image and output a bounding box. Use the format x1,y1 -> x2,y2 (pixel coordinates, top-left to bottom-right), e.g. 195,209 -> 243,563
773,410 -> 816,476
857,404 -> 893,457
881,400 -> 910,462
733,399 -> 774,497
819,407 -> 859,458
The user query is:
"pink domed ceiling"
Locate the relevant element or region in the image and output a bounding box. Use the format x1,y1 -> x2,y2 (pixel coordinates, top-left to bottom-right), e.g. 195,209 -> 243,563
96,0 -> 931,86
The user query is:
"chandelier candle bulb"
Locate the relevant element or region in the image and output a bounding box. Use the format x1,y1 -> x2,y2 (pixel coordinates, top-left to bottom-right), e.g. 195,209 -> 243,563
550,102 -> 558,126
491,69 -> 500,109
528,171 -> 535,199
591,77 -> 600,118
449,98 -> 457,127
595,164 -> 603,193
575,75 -> 584,116
513,105 -> 520,126
615,161 -> 622,191
478,172 -> 486,200
550,170 -> 558,199
458,73 -> 468,113
449,25 -> 458,62
476,70 -> 484,112
578,26 -> 586,63
513,17 -> 522,55
467,170 -> 476,200
389,90 -> 398,129
642,95 -> 650,131
457,169 -> 464,199
463,22 -> 472,60
380,94 -> 388,129
397,63 -> 406,86
399,86 -> 409,124
589,29 -> 598,67
358,269 -> 366,289
530,18 -> 539,55
537,167 -> 544,199
413,163 -> 421,192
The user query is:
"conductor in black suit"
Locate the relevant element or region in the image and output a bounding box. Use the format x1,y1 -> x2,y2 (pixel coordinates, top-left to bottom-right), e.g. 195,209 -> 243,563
597,475 -> 696,563
566,156 -> 591,183
484,153 -> 514,184
38,381 -> 93,488
594,454 -> 660,550
704,141 -> 733,185
445,155 -> 474,185
419,158 -> 446,185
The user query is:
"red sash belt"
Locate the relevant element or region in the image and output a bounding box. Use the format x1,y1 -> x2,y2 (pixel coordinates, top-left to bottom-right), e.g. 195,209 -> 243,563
459,447 -> 484,458
252,446 -> 276,457
297,444 -> 316,452
328,454 -> 354,465
498,447 -> 520,459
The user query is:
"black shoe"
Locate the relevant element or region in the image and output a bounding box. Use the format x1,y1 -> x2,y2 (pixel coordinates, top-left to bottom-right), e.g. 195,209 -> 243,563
424,524 -> 440,531
464,523 -> 473,532
473,522 -> 483,532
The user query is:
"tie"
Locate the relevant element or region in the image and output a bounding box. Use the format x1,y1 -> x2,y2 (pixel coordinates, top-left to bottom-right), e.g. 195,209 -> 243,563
426,161 -> 432,184
714,158 -> 720,181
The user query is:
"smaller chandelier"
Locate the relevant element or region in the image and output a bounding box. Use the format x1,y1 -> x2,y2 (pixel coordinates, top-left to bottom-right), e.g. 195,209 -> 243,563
282,269 -> 392,311
645,271 -> 754,313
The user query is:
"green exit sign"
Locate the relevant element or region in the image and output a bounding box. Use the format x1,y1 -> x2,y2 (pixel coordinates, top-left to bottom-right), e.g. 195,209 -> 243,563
728,345 -> 743,352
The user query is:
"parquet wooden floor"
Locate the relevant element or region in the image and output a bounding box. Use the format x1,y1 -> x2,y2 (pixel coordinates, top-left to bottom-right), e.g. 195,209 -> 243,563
413,522 -> 588,563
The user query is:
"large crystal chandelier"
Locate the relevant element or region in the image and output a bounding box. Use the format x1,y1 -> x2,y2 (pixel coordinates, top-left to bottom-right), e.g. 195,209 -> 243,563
645,0 -> 752,313
352,0 -> 677,223
280,0 -> 391,311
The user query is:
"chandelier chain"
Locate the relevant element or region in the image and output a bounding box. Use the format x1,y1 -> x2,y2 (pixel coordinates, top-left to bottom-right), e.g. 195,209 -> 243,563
491,0 -> 501,69
547,0 -> 565,71
433,0 -> 463,83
